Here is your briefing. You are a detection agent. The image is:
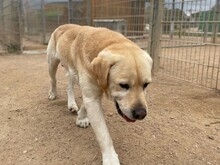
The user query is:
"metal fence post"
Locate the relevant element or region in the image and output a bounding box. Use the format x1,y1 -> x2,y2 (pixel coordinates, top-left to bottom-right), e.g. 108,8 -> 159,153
41,0 -> 46,44
0,0 -> 5,44
7,0 -> 23,53
203,14 -> 208,42
212,0 -> 220,43
18,0 -> 23,53
87,0 -> 91,25
68,0 -> 73,23
170,0 -> 175,39
148,0 -> 163,73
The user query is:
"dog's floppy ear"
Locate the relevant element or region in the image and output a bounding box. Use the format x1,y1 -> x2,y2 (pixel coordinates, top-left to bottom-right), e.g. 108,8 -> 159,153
92,51 -> 119,90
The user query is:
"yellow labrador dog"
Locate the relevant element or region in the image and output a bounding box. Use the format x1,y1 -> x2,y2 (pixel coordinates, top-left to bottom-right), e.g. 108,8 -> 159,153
47,24 -> 152,165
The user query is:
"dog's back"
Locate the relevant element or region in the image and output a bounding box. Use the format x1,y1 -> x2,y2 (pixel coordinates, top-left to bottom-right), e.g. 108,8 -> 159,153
47,24 -> 138,69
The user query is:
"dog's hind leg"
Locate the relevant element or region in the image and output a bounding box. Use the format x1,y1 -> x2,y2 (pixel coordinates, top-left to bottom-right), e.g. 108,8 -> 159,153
67,71 -> 79,112
48,57 -> 60,100
76,103 -> 90,128
47,32 -> 60,100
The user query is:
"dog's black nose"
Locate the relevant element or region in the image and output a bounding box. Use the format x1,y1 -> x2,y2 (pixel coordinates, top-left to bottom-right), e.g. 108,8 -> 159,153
132,108 -> 147,120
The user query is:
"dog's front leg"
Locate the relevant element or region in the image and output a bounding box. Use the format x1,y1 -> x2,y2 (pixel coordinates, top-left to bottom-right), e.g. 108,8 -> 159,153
81,85 -> 120,165
84,97 -> 120,165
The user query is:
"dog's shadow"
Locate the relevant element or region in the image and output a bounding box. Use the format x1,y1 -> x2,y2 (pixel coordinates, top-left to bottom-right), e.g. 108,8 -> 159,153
50,99 -> 67,107
47,98 -> 81,116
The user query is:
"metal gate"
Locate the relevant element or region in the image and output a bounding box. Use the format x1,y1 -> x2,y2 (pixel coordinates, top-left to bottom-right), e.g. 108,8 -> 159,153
159,0 -> 220,90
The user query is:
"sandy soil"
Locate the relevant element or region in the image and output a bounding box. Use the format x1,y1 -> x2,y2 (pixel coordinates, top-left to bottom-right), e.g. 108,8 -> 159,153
0,53 -> 219,165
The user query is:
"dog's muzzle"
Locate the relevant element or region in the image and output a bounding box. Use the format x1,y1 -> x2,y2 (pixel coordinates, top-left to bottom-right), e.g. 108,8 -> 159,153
114,101 -> 147,122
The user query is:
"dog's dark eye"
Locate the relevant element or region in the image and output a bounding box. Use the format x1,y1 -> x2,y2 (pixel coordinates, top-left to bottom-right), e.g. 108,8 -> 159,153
119,83 -> 129,90
143,83 -> 149,89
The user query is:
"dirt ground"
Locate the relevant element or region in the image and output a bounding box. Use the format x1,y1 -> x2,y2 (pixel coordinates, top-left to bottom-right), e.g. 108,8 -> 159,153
0,53 -> 219,165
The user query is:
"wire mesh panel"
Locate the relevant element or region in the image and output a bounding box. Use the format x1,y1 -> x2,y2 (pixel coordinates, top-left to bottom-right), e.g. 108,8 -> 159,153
23,0 -> 44,43
68,0 -> 90,25
160,0 -> 220,90
0,0 -> 22,53
23,0 -> 69,44
22,0 -> 90,44
92,0 -> 151,49
21,0 -> 151,48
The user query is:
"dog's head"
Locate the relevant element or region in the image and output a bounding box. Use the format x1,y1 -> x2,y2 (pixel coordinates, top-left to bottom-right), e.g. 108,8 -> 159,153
92,48 -> 152,122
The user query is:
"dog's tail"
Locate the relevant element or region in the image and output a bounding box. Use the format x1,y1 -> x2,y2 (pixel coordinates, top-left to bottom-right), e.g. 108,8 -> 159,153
47,31 -> 58,64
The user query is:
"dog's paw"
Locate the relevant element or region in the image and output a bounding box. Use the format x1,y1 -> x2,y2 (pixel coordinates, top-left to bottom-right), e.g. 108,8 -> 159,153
68,103 -> 79,113
76,117 -> 90,128
102,153 -> 120,165
48,91 -> 57,100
